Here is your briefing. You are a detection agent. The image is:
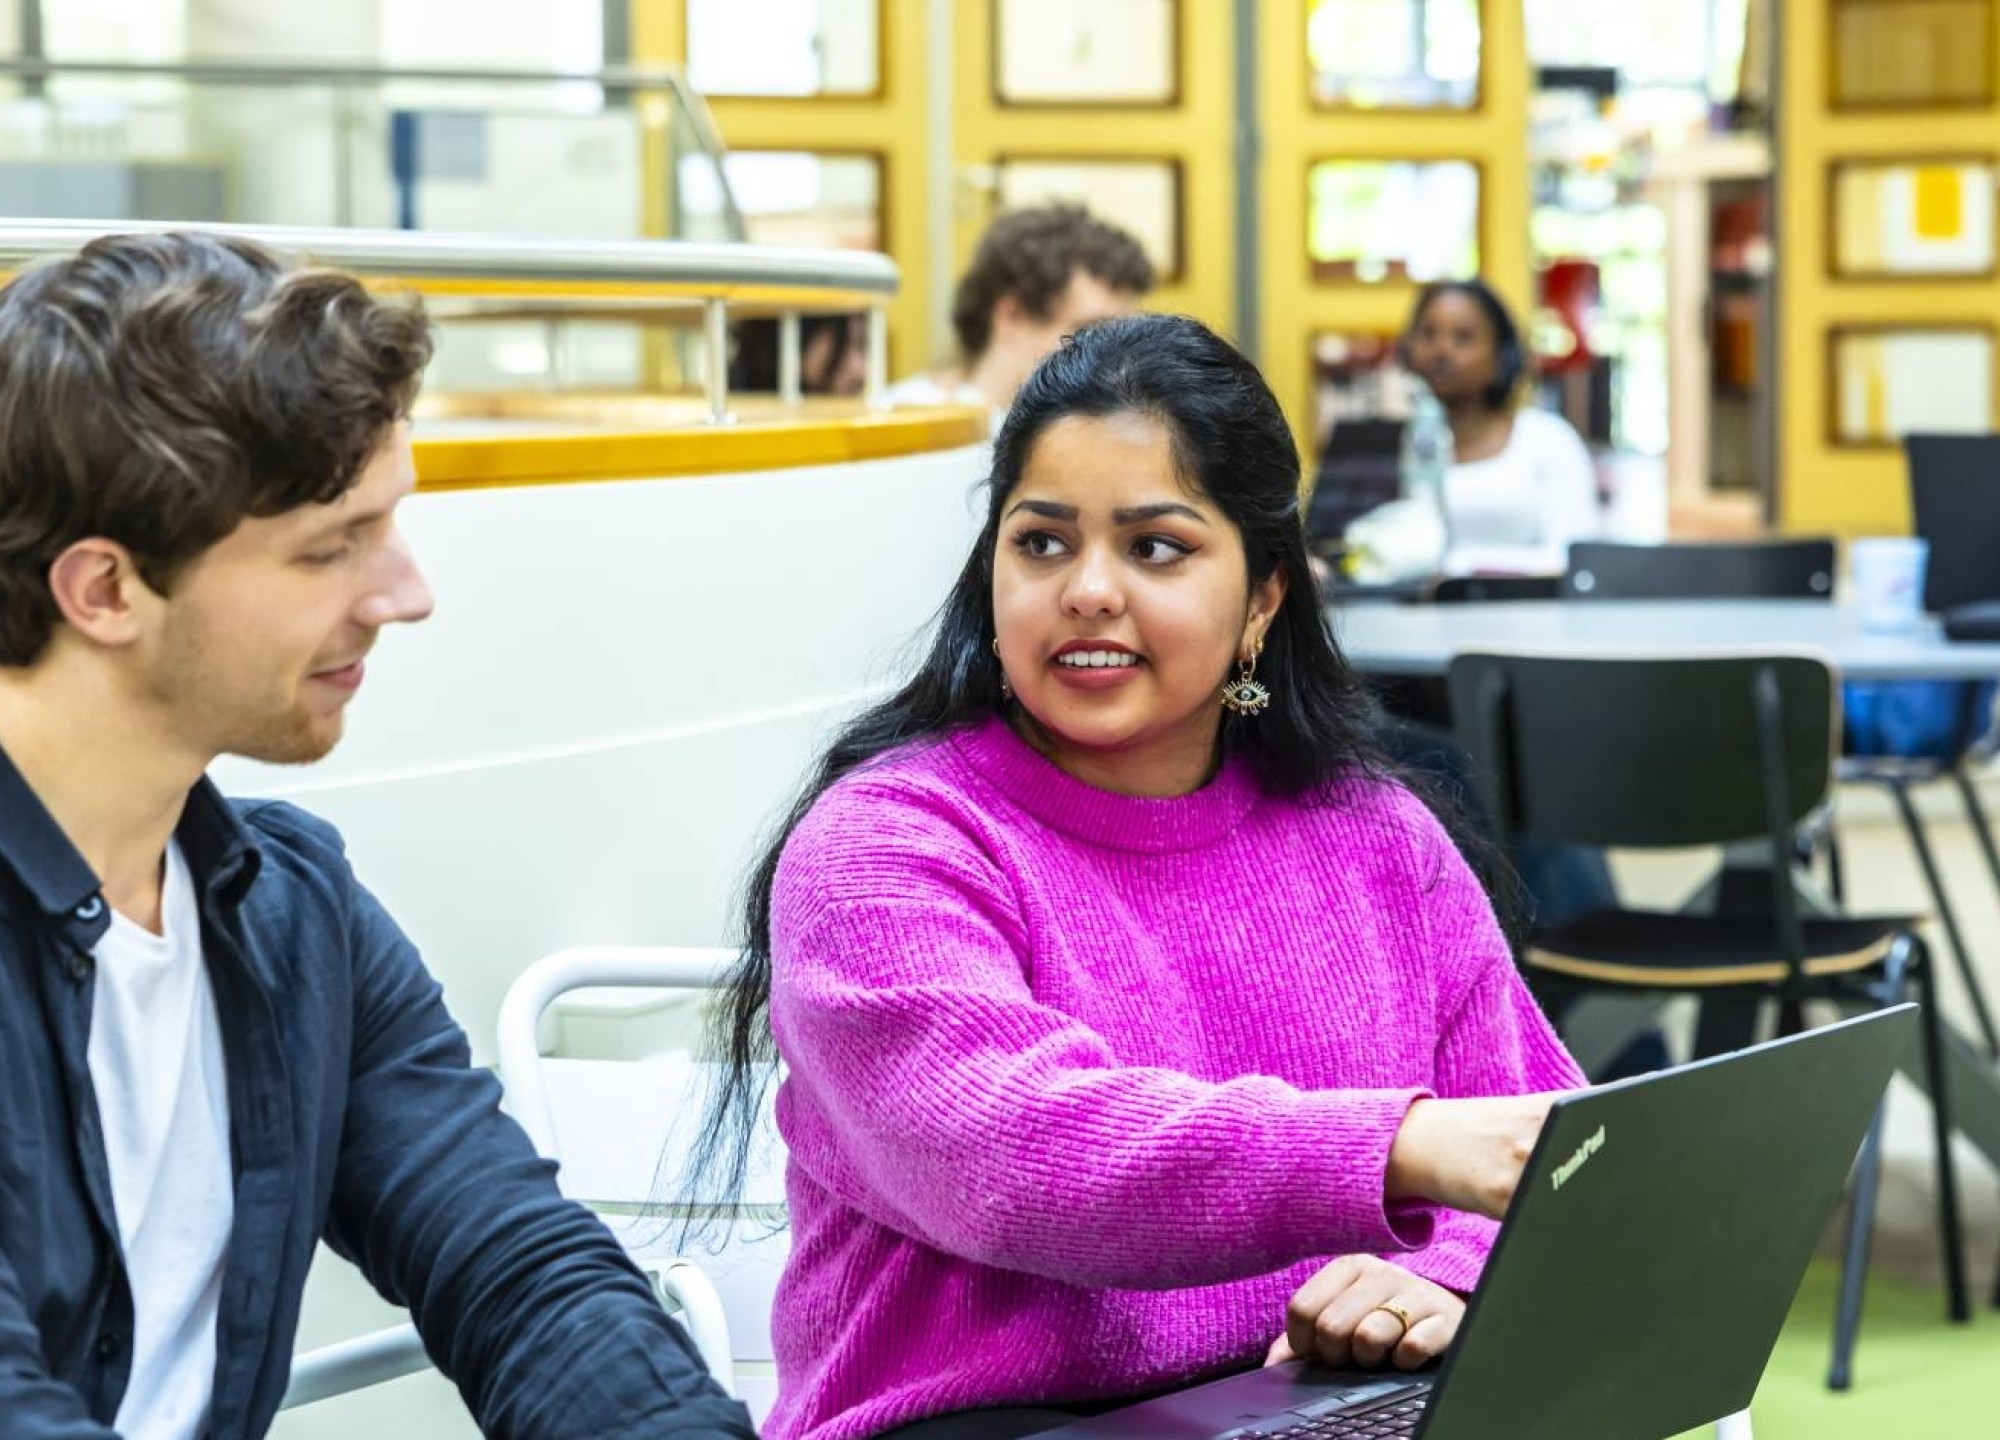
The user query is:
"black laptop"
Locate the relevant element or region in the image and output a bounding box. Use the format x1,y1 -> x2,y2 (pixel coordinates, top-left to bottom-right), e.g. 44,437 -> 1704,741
1032,1006 -> 1916,1440
1904,434 -> 2000,638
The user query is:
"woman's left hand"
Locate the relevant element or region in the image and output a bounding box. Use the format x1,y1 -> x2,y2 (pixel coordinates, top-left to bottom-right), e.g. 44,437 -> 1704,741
1265,1256 -> 1465,1371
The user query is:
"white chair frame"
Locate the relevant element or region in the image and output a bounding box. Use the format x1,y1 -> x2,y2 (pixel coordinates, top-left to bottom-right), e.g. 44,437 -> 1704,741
281,945 -> 739,1410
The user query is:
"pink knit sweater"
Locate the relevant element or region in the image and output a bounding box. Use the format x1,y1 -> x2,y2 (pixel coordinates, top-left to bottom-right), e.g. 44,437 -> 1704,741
765,717 -> 1581,1440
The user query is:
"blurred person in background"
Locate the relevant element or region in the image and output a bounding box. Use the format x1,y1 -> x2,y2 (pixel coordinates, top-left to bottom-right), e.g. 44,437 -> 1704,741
890,203 -> 1155,423
1402,279 -> 1600,577
731,313 -> 870,398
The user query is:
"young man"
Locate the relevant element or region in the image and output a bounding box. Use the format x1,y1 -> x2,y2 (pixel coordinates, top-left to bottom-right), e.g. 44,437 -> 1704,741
0,232 -> 756,1440
889,203 -> 1154,418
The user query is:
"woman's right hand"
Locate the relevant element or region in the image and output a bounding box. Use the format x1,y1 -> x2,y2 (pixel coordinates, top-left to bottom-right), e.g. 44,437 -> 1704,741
1384,1093 -> 1563,1219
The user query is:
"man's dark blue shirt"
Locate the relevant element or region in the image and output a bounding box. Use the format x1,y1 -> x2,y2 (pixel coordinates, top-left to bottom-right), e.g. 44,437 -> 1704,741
0,742 -> 756,1439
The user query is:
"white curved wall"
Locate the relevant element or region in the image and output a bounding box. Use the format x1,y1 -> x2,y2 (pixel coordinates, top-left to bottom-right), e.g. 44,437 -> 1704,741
217,443 -> 988,1056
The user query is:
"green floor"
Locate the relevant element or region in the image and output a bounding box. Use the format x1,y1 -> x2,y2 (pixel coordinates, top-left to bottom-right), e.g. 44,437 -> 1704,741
1671,1261 -> 1996,1438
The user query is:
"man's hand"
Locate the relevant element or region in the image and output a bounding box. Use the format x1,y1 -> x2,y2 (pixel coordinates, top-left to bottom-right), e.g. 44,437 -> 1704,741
1266,1256 -> 1464,1371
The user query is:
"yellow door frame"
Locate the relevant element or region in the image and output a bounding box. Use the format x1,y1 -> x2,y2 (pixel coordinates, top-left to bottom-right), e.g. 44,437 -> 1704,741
1256,0 -> 1531,456
1775,0 -> 2000,536
946,0 -> 1236,355
631,0 -> 934,376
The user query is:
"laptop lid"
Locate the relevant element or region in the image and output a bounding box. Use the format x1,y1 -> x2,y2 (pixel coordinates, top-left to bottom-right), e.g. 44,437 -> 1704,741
1419,1005 -> 1914,1440
1028,1007 -> 1914,1440
1905,433 -> 2000,611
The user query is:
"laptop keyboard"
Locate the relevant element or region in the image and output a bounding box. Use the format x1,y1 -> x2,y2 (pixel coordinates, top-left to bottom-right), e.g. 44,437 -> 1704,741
1230,1391 -> 1430,1440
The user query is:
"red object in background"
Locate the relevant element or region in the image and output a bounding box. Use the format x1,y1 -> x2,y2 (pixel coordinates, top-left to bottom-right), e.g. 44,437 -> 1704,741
1710,189 -> 1769,394
1535,257 -> 1600,375
1710,191 -> 1768,275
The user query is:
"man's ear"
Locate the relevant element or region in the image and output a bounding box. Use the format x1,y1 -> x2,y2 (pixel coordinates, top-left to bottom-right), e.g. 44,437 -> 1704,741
990,293 -> 1030,338
45,539 -> 154,648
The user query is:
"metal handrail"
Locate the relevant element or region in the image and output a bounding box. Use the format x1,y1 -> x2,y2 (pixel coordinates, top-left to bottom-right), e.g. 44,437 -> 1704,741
0,56 -> 711,91
0,220 -> 897,416
0,220 -> 898,298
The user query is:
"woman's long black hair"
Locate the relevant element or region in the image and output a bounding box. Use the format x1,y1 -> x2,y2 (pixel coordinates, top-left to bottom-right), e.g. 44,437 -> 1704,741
679,313 -> 1492,1223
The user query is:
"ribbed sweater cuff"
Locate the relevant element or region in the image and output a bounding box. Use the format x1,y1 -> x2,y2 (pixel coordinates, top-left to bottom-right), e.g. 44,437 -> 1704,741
1288,1087 -> 1434,1255
1390,1227 -> 1493,1294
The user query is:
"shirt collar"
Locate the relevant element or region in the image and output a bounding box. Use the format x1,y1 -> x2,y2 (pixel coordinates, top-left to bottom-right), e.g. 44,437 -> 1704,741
0,740 -> 261,934
176,774 -> 263,907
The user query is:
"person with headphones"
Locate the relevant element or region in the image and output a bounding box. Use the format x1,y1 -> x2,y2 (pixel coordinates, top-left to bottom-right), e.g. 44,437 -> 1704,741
1401,279 -> 1600,577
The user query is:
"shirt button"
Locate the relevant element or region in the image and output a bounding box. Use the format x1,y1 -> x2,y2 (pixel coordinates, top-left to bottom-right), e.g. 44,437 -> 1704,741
97,1332 -> 121,1359
74,896 -> 104,921
64,952 -> 91,983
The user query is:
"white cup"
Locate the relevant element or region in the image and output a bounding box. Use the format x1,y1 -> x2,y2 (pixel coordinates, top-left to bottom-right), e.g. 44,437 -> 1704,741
1849,536 -> 1930,633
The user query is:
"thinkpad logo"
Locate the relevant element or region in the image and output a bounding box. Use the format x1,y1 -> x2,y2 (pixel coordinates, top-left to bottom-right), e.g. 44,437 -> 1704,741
1551,1125 -> 1606,1191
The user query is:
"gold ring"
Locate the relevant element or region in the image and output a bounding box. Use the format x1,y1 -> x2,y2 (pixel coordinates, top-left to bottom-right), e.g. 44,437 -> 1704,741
1371,1302 -> 1414,1335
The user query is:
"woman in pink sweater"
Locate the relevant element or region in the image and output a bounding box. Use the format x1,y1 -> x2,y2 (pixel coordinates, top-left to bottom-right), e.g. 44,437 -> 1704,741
691,315 -> 1583,1440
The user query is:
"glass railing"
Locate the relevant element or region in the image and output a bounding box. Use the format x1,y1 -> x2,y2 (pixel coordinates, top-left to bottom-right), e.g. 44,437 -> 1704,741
0,59 -> 935,421
0,58 -> 743,242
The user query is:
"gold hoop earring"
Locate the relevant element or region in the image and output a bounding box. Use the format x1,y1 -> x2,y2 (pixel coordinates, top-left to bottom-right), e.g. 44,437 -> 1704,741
993,636 -> 1012,701
1219,640 -> 1270,716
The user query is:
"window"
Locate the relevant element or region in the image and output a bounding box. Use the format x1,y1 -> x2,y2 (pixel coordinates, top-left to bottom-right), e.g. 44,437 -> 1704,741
686,0 -> 880,98
1308,0 -> 1481,110
1308,159 -> 1480,282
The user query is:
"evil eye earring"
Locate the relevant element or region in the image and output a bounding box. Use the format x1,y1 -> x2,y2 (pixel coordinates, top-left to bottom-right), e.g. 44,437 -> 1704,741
1219,638 -> 1270,717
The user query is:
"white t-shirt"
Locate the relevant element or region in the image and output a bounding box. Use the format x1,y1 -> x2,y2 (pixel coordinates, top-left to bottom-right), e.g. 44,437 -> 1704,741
1440,407 -> 1601,577
886,372 -> 1006,435
885,372 -> 986,409
87,840 -> 233,1440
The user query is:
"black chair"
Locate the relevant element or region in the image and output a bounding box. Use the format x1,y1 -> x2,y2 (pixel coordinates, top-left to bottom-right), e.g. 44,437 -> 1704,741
1834,436 -> 2000,1071
1447,650 -> 1969,1389
1557,536 -> 2000,1078
1907,433 -> 2000,613
1562,538 -> 1836,600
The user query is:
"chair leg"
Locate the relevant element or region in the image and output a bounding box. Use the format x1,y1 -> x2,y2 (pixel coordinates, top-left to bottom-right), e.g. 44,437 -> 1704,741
1948,767 -> 2000,1052
1911,936 -> 1971,1324
1828,1087 -> 1887,1390
1831,941 -> 1919,1392
1885,781 -> 2000,1059
1953,765 -> 2000,895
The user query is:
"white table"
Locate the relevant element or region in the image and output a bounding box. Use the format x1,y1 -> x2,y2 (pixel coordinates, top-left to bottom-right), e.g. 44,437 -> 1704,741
1330,598 -> 2000,681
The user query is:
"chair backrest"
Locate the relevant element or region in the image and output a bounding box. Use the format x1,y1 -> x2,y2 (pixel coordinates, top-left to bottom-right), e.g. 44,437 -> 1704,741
1904,432 -> 2000,611
283,945 -> 764,1416
495,945 -> 788,1421
1433,574 -> 1562,604
1562,540 -> 1836,601
1446,651 -> 1836,852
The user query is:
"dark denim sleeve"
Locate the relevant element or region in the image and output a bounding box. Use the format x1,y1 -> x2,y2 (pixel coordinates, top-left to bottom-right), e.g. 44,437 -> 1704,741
321,871 -> 756,1440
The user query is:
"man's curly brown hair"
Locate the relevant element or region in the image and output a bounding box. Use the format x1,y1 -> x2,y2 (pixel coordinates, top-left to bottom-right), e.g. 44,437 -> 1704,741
950,204 -> 1155,364
0,231 -> 434,666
